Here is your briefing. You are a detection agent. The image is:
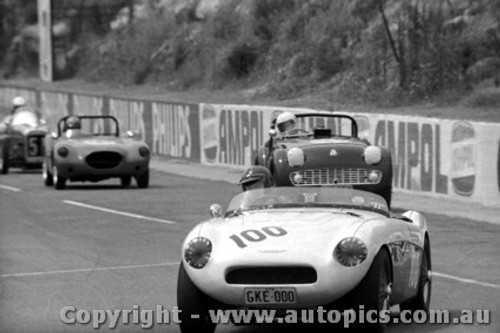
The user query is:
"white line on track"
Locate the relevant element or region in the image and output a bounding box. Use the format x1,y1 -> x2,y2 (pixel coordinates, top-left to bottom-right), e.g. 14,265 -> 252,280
0,184 -> 21,192
434,272 -> 500,290
0,262 -> 179,278
63,200 -> 177,225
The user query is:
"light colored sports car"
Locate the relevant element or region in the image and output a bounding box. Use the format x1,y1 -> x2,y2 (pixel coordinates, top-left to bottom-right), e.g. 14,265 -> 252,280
43,115 -> 150,189
0,107 -> 47,174
177,187 -> 431,333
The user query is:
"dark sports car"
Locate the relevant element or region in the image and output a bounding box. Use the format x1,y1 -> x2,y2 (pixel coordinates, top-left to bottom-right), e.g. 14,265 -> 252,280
43,115 -> 150,189
255,113 -> 393,207
0,107 -> 47,174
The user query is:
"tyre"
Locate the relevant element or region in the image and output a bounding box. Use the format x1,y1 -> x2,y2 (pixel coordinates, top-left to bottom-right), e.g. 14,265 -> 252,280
135,169 -> 149,188
1,142 -> 9,174
351,248 -> 392,333
53,166 -> 66,190
121,176 -> 132,187
177,262 -> 217,333
43,160 -> 53,186
400,238 -> 432,314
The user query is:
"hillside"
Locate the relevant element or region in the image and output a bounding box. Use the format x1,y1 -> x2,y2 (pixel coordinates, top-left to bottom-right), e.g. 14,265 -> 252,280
2,0 -> 500,120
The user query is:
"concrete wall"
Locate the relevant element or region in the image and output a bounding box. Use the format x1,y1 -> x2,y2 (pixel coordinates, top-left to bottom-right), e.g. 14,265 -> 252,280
2,83 -> 499,207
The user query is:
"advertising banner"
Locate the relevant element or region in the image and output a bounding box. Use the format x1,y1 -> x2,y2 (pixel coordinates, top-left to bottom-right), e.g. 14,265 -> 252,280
2,84 -> 500,207
39,90 -> 71,130
199,104 -> 321,168
150,101 -> 200,162
109,97 -> 149,144
0,85 -> 38,113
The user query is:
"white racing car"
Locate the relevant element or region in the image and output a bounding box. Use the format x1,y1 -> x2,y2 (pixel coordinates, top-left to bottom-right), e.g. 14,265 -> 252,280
177,187 -> 432,332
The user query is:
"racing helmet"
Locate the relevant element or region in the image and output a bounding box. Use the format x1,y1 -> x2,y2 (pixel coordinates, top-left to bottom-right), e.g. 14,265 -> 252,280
238,166 -> 272,191
65,116 -> 81,130
12,96 -> 26,107
270,110 -> 283,129
276,112 -> 297,133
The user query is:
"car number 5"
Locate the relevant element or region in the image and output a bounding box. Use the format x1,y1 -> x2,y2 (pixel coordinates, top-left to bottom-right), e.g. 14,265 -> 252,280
28,136 -> 41,156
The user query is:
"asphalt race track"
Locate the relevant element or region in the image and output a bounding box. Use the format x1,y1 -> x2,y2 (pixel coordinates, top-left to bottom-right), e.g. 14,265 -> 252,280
0,167 -> 499,333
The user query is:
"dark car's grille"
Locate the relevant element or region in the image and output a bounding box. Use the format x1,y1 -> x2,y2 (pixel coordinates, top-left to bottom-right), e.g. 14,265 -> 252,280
85,151 -> 122,169
290,168 -> 382,186
226,266 -> 317,285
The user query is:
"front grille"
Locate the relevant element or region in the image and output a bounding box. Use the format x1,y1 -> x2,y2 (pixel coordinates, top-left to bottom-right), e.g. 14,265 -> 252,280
226,266 -> 317,285
290,168 -> 382,186
85,151 -> 122,169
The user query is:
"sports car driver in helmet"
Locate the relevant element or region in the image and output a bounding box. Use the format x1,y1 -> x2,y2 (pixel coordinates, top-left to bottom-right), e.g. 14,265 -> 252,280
63,116 -> 82,137
239,166 -> 273,191
11,96 -> 27,115
275,111 -> 298,136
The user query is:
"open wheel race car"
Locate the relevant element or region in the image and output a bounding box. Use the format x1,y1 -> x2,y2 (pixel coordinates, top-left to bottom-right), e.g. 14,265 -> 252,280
43,115 -> 150,189
0,107 -> 47,174
255,112 -> 393,207
177,187 -> 432,333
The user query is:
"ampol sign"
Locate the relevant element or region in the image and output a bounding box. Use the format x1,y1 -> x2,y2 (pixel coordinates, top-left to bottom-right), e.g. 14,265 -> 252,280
200,104 -> 267,168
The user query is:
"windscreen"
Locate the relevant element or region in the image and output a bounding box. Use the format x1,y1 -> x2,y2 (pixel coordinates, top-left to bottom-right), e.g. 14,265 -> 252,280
280,113 -> 357,138
61,117 -> 119,136
227,187 -> 389,216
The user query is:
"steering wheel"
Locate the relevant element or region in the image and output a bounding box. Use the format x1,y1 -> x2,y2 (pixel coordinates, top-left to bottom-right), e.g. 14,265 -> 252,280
283,129 -> 309,137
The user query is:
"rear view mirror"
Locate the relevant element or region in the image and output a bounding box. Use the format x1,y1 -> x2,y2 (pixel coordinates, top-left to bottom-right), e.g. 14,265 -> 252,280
209,204 -> 223,218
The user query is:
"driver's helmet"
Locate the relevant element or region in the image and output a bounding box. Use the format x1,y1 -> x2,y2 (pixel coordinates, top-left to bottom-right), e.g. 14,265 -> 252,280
276,112 -> 297,133
270,110 -> 283,129
65,116 -> 81,130
238,166 -> 272,191
12,96 -> 26,107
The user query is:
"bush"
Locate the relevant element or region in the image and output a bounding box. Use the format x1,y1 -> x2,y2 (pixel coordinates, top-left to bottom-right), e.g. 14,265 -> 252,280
461,89 -> 500,108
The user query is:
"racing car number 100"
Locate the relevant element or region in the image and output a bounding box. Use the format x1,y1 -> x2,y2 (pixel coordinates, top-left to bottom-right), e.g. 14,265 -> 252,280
229,226 -> 287,248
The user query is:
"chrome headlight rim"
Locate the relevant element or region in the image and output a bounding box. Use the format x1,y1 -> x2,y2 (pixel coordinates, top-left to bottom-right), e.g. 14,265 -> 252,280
287,147 -> 305,167
57,146 -> 69,158
184,237 -> 212,269
334,237 -> 368,267
363,146 -> 383,165
138,146 -> 150,158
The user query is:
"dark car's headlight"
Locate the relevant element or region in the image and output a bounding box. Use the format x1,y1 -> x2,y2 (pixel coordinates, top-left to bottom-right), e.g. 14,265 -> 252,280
184,237 -> 212,269
139,146 -> 150,158
287,147 -> 305,167
57,147 -> 69,158
363,146 -> 382,165
334,237 -> 368,267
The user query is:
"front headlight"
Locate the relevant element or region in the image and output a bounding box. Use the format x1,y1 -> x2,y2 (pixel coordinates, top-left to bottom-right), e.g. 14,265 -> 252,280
184,237 -> 212,269
57,147 -> 69,158
287,147 -> 305,167
334,237 -> 368,267
363,146 -> 382,165
139,146 -> 150,158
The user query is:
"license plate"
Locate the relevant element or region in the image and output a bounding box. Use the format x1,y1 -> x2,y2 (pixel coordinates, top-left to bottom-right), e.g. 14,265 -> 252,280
244,287 -> 297,305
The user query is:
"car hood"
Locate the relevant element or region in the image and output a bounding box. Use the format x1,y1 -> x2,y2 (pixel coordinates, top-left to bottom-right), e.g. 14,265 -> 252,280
55,136 -> 140,150
187,209 -> 379,257
277,140 -> 368,165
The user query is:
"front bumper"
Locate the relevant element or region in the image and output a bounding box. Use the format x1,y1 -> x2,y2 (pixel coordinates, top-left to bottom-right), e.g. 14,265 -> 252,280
55,159 -> 149,180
